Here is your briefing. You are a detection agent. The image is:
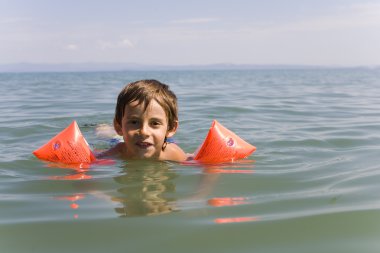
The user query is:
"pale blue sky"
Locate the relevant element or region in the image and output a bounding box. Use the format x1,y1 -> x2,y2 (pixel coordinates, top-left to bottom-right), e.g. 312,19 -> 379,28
1,0 -> 380,66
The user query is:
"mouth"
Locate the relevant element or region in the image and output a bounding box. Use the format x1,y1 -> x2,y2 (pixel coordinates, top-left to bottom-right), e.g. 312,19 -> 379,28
135,141 -> 153,149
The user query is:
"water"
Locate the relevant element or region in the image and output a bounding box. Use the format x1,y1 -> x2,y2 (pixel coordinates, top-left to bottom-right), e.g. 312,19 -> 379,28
1,68 -> 380,253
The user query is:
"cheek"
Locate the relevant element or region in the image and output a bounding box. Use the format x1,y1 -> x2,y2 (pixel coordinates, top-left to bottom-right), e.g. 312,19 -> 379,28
154,130 -> 167,142
121,128 -> 134,140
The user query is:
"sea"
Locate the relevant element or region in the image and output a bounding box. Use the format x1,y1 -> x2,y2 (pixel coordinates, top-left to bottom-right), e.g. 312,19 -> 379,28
1,68 -> 380,253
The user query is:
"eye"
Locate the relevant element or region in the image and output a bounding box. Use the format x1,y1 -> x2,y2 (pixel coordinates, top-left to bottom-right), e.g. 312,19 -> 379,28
127,119 -> 139,125
151,120 -> 162,127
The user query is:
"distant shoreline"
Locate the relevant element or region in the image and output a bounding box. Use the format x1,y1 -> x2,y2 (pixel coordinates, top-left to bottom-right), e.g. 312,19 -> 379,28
0,63 -> 378,73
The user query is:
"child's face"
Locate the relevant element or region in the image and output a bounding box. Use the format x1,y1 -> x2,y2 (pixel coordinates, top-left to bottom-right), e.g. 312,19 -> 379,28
115,99 -> 176,160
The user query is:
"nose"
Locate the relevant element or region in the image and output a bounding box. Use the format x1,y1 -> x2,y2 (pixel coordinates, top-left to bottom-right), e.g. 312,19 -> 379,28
139,122 -> 150,137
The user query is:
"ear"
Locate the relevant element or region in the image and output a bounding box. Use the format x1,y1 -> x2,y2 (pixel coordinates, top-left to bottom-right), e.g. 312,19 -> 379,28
166,121 -> 179,138
113,118 -> 123,136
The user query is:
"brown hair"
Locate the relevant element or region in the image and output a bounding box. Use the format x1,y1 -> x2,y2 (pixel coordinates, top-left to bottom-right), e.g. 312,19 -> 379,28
114,79 -> 178,131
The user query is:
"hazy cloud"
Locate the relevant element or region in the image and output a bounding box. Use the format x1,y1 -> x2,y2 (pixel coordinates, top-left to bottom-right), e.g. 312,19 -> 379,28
0,17 -> 31,25
65,44 -> 79,50
97,38 -> 135,50
1,1 -> 379,66
120,38 -> 135,48
171,18 -> 219,24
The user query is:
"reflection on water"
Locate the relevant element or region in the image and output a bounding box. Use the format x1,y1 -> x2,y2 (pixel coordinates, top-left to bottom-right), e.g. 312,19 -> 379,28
208,197 -> 259,224
52,160 -> 179,217
54,194 -> 85,219
214,216 -> 259,224
50,158 -> 258,219
45,158 -> 115,180
112,161 -> 178,217
208,197 -> 250,207
183,159 -> 256,174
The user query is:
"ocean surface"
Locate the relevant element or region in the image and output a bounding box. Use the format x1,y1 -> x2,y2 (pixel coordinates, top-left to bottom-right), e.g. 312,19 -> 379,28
1,68 -> 380,253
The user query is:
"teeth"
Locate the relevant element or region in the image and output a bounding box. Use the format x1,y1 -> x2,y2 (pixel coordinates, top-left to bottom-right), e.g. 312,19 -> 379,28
137,142 -> 151,148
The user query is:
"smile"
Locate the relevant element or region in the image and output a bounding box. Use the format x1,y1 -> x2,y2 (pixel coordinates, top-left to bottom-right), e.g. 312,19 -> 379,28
135,141 -> 153,149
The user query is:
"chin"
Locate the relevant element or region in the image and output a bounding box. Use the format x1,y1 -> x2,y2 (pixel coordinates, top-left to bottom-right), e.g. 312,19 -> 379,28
136,151 -> 159,160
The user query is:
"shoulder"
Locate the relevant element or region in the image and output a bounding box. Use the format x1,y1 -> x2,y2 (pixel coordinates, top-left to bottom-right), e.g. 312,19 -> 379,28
96,142 -> 124,158
161,143 -> 187,162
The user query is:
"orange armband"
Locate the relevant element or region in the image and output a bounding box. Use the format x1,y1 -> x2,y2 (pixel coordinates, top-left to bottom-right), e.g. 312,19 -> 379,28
33,121 -> 96,164
194,120 -> 256,163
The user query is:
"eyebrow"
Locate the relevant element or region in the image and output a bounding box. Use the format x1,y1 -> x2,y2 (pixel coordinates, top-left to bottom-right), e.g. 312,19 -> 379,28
125,115 -> 165,121
150,117 -> 165,122
125,115 -> 140,119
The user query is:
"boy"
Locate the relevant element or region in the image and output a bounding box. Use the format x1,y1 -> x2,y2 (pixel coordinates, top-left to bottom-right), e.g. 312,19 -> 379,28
97,79 -> 188,162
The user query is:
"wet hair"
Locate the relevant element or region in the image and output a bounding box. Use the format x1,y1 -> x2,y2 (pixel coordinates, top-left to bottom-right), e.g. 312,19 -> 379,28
114,79 -> 178,131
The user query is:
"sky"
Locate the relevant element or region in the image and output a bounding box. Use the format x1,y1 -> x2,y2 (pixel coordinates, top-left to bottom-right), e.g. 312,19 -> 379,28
1,0 -> 380,66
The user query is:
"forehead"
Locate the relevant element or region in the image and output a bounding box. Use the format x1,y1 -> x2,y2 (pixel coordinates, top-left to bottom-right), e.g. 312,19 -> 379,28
124,99 -> 167,119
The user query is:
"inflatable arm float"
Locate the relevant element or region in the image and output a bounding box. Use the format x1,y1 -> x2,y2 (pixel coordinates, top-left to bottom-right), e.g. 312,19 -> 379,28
194,120 -> 256,163
33,121 -> 96,164
33,120 -> 256,164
